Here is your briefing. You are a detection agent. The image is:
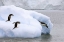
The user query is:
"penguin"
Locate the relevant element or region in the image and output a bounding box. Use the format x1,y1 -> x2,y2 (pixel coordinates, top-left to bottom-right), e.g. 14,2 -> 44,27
39,21 -> 48,28
13,21 -> 20,29
6,14 -> 14,22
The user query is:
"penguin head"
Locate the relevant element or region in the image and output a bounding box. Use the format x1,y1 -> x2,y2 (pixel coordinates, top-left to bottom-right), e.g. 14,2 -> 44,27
16,21 -> 20,24
9,14 -> 14,16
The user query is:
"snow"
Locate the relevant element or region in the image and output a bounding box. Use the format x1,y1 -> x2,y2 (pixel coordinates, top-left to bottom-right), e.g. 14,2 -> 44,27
48,0 -> 62,6
0,0 -> 63,10
28,10 -> 53,34
0,5 -> 53,38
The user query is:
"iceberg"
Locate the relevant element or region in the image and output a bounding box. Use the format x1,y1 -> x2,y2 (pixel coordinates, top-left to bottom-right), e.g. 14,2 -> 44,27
0,5 -> 53,38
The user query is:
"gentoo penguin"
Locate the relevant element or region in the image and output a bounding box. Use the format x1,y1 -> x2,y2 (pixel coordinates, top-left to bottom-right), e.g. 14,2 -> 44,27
39,21 -> 48,28
13,21 -> 20,29
6,14 -> 14,22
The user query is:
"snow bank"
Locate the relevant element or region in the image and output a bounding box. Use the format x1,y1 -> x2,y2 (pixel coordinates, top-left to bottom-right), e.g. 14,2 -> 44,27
28,10 -> 53,34
0,5 -> 53,38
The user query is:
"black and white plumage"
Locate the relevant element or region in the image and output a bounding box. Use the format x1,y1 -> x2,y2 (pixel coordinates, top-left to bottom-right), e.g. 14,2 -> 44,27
13,21 -> 20,29
6,14 -> 14,22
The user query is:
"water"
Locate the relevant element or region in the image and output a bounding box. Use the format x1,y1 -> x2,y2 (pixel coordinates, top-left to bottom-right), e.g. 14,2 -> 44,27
0,34 -> 52,42
0,10 -> 64,42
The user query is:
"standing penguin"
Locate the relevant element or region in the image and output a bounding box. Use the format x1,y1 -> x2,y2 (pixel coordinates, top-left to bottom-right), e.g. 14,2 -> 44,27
13,21 -> 20,29
39,21 -> 48,28
6,14 -> 14,22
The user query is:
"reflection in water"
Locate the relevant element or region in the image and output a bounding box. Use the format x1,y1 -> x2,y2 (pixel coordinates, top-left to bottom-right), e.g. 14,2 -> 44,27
41,34 -> 52,42
0,34 -> 52,42
26,34 -> 52,42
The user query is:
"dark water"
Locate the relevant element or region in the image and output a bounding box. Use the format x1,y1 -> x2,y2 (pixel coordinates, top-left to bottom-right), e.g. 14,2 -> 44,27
0,10 -> 64,42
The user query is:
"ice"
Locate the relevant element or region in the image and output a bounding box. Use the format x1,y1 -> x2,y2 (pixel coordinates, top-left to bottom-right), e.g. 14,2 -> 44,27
0,5 -> 53,38
28,10 -> 53,34
0,21 -> 42,38
0,0 -> 63,10
48,0 -> 62,6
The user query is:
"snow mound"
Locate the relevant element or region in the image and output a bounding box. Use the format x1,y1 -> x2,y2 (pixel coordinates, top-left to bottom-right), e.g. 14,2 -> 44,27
0,5 -> 53,38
